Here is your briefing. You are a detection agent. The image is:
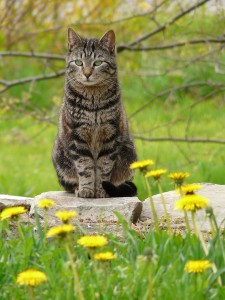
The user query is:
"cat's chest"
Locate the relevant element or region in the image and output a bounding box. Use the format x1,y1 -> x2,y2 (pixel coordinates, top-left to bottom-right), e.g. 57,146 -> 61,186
76,123 -> 117,155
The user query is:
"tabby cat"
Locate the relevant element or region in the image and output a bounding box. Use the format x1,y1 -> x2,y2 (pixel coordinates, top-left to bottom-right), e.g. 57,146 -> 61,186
52,28 -> 137,198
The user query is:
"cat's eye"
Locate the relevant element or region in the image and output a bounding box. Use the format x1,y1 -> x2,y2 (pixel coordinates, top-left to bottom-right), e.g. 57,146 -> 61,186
75,59 -> 83,66
94,60 -> 103,66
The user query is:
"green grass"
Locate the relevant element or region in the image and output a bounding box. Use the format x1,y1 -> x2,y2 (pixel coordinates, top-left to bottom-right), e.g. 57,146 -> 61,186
0,7 -> 225,300
0,120 -> 60,196
1,75 -> 224,199
0,209 -> 224,300
1,12 -> 225,199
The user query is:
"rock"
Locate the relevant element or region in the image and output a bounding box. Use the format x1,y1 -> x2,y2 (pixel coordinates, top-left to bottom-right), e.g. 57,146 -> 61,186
1,183 -> 224,233
141,183 -> 225,231
0,194 -> 33,210
30,191 -> 143,231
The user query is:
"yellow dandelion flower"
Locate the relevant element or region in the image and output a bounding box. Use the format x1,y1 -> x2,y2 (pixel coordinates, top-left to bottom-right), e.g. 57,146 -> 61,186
174,194 -> 209,211
168,172 -> 189,186
16,269 -> 47,286
37,199 -> 55,209
93,251 -> 116,261
168,172 -> 190,180
55,210 -> 77,223
178,184 -> 202,195
77,235 -> 108,248
145,169 -> 167,180
46,224 -> 75,237
184,260 -> 212,273
130,160 -> 154,171
0,206 -> 28,220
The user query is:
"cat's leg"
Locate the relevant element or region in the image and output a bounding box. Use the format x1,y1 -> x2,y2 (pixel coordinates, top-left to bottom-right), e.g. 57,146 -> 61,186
57,173 -> 78,193
95,153 -> 115,198
74,156 -> 95,198
52,141 -> 78,193
110,141 -> 136,185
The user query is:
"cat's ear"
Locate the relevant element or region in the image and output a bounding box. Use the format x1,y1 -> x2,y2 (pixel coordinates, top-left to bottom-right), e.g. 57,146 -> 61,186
68,28 -> 82,51
99,30 -> 116,54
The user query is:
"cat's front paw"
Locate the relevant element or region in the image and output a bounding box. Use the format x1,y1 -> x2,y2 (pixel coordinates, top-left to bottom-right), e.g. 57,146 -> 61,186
76,188 -> 95,198
95,188 -> 108,198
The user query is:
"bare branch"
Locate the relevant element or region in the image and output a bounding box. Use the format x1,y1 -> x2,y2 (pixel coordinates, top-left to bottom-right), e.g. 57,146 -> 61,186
128,81 -> 225,120
0,69 -> 65,93
0,51 -> 65,60
118,37 -> 225,52
118,0 -> 212,51
133,135 -> 225,145
1,35 -> 224,63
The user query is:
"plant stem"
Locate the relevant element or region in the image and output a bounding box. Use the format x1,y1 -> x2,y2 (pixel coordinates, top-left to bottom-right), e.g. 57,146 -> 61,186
28,286 -> 35,300
144,177 -> 159,231
177,187 -> 191,233
147,264 -> 153,300
157,182 -> 171,233
209,217 -> 215,237
43,209 -> 48,234
191,211 -> 208,254
191,211 -> 222,286
184,210 -> 191,233
65,241 -> 84,300
42,209 -> 49,247
89,250 -> 98,273
211,212 -> 220,233
17,219 -> 25,239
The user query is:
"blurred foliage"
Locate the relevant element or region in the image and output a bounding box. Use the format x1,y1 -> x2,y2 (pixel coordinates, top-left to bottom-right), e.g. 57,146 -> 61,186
0,0 -> 225,196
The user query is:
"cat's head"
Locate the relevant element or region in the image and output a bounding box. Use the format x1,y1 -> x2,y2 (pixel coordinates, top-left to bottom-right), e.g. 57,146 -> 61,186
66,28 -> 117,87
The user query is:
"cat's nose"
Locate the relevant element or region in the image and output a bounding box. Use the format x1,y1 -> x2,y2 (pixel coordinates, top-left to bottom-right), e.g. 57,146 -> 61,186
83,67 -> 92,79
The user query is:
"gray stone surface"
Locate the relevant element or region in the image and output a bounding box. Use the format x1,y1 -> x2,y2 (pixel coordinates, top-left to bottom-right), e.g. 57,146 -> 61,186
0,194 -> 33,207
0,183 -> 224,233
141,183 -> 225,231
30,191 -> 143,228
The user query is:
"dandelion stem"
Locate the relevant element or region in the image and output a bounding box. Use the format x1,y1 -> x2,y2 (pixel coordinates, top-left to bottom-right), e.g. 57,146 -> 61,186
178,186 -> 191,233
157,182 -> 171,233
17,220 -> 25,239
65,241 -> 84,300
89,250 -> 98,273
146,265 -> 153,300
28,286 -> 35,300
43,209 -> 48,234
211,212 -> 220,233
209,217 -> 216,237
144,177 -> 159,231
191,211 -> 208,254
191,211 -> 222,286
206,208 -> 225,266
184,210 -> 191,233
43,209 -> 49,247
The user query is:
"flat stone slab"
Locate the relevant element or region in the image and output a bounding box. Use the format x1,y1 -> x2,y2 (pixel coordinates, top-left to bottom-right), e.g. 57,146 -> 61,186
1,183 -> 224,233
141,183 -> 225,231
0,194 -> 33,208
30,191 -> 143,228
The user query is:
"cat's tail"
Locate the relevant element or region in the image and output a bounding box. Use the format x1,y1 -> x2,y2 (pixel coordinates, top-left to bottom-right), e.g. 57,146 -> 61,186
102,181 -> 137,197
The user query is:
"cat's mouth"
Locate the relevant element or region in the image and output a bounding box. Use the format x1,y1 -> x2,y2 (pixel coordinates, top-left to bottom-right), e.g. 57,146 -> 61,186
80,78 -> 99,86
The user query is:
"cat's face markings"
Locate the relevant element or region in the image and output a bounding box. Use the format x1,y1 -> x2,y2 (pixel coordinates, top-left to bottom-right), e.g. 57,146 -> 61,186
66,29 -> 117,86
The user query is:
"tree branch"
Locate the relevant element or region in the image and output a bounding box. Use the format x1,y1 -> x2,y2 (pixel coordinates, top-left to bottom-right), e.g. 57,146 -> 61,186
128,81 -> 225,120
118,36 -> 225,52
0,69 -> 65,93
1,35 -> 224,62
133,135 -> 225,145
0,51 -> 65,60
118,0 -> 212,51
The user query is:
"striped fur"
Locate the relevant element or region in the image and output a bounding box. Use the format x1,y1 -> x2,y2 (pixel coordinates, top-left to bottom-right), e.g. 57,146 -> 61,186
52,29 -> 137,198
